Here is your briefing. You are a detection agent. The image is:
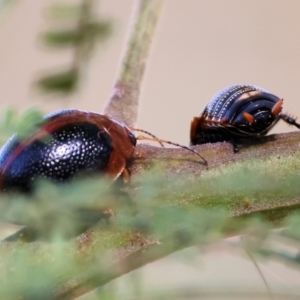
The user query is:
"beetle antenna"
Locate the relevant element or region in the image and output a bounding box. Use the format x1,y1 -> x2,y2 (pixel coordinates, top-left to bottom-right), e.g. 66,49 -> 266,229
135,135 -> 207,165
130,128 -> 164,147
279,113 -> 300,129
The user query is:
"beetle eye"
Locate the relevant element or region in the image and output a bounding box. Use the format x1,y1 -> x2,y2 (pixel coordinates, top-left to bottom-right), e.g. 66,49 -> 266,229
128,131 -> 137,146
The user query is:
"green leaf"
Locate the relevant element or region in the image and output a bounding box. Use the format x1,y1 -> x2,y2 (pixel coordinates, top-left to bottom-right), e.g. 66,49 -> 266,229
42,30 -> 82,47
0,108 -> 44,145
15,108 -> 44,138
0,107 -> 17,127
41,21 -> 111,48
37,69 -> 78,93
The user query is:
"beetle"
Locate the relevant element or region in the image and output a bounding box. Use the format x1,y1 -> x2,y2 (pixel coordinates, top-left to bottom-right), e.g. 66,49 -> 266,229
190,84 -> 300,152
0,110 -> 138,192
0,109 -> 206,193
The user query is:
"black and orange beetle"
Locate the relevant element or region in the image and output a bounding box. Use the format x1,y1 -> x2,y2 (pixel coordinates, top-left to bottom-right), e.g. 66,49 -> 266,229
0,109 -> 206,193
190,84 -> 300,152
0,110 -> 136,192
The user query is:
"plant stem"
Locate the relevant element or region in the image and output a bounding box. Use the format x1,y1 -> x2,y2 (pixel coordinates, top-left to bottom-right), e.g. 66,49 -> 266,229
103,0 -> 164,127
55,131 -> 300,299
1,132 -> 300,299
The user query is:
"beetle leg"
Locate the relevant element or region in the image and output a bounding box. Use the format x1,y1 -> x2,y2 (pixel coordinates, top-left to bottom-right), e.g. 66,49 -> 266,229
105,152 -> 127,181
121,167 -> 131,183
229,139 -> 239,153
279,113 -> 300,129
232,142 -> 239,153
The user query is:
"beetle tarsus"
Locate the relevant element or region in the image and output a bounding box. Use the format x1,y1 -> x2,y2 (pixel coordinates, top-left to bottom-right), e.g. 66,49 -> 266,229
122,168 -> 131,183
229,140 -> 239,153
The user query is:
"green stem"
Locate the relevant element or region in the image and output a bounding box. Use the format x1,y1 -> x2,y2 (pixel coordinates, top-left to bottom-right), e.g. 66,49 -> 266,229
103,0 -> 164,127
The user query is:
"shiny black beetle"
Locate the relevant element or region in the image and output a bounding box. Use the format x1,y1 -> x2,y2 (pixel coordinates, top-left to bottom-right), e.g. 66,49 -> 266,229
0,109 -> 137,193
190,84 -> 300,152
